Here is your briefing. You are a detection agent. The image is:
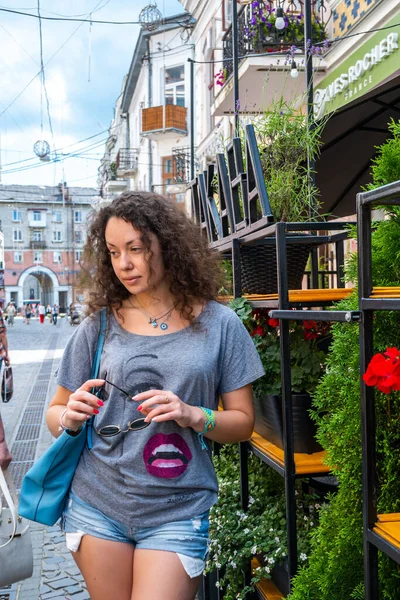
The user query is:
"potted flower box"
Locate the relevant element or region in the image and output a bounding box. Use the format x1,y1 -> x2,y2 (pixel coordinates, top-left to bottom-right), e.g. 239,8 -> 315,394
230,298 -> 330,452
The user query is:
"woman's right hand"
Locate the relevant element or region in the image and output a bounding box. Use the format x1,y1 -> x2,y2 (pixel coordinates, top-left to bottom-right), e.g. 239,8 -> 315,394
62,379 -> 105,431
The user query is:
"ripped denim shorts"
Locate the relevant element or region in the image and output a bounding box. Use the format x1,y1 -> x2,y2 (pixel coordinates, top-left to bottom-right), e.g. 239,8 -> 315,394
61,490 -> 210,578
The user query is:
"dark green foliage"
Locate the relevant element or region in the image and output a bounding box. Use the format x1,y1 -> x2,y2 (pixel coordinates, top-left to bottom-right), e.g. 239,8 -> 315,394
288,119 -> 400,600
289,287 -> 400,599
365,119 -> 400,190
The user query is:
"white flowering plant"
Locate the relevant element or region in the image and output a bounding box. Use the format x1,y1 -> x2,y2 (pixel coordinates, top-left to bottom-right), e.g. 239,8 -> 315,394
206,444 -> 322,600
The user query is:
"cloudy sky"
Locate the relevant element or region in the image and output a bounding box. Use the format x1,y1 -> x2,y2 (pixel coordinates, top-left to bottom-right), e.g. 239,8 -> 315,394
0,0 -> 183,192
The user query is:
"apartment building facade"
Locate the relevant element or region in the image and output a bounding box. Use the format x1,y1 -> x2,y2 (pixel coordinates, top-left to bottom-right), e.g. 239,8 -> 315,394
180,0 -> 399,217
99,13 -> 195,211
0,183 -> 96,310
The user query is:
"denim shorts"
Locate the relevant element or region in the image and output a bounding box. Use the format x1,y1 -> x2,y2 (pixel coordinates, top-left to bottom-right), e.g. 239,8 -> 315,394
61,490 -> 210,578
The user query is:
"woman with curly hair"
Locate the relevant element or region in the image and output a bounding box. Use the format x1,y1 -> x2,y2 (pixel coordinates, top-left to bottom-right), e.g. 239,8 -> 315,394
46,191 -> 264,600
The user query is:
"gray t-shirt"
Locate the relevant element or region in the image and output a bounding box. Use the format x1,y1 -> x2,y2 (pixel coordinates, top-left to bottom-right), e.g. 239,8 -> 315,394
57,300 -> 265,528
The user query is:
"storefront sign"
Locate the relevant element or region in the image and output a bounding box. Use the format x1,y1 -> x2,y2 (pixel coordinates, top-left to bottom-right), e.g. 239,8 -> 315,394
315,15 -> 400,118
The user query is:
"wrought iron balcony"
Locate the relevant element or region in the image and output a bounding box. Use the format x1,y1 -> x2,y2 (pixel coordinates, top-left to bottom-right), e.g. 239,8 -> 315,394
172,146 -> 194,184
116,148 -> 138,176
30,240 -> 47,249
141,105 -> 188,139
222,0 -> 327,80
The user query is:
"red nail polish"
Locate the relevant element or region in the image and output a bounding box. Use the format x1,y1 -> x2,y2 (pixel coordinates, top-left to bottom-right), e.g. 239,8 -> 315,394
93,409 -> 99,415
97,400 -> 104,407
138,405 -> 142,411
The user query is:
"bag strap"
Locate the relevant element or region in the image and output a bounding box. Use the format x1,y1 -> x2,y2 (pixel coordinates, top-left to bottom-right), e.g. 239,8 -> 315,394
90,308 -> 107,380
0,468 -> 18,548
87,308 -> 107,448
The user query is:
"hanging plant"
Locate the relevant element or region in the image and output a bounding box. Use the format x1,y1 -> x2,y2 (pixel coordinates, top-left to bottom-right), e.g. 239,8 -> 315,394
244,1 -> 326,52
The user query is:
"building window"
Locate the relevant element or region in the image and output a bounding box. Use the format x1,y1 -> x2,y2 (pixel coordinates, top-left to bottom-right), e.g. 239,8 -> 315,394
12,210 -> 22,222
53,251 -> 62,264
222,0 -> 233,31
34,252 -> 42,263
33,230 -> 42,241
74,230 -> 82,243
53,230 -> 62,242
14,251 -> 22,263
165,65 -> 185,107
53,210 -> 62,223
13,229 -> 22,242
74,210 -> 82,223
33,210 -> 42,221
162,156 -> 176,190
176,193 -> 185,204
75,250 -> 82,263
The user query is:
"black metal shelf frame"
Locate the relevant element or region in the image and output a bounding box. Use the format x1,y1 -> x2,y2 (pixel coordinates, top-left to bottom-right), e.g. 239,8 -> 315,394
192,124 -> 359,599
357,180 -> 400,600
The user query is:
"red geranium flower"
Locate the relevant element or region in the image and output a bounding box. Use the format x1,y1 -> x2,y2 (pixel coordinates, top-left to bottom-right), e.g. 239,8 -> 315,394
268,318 -> 279,328
363,347 -> 400,394
251,325 -> 265,337
304,331 -> 318,341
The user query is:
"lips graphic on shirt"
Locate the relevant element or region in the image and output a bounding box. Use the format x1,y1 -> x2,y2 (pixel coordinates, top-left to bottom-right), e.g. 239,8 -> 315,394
143,433 -> 192,478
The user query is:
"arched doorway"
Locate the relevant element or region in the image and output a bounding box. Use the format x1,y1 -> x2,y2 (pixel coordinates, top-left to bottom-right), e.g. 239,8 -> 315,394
23,272 -> 53,306
16,266 -> 69,311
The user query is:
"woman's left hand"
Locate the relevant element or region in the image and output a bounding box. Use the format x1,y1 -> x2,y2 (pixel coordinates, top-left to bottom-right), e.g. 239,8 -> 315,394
133,390 -> 203,431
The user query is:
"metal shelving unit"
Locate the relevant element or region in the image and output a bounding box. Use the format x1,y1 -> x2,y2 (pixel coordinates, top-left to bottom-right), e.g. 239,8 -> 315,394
192,125 -> 356,598
357,181 -> 400,600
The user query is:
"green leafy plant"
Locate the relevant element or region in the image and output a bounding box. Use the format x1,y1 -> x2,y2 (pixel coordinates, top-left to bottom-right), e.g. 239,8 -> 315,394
109,161 -> 117,180
366,118 -> 400,190
254,97 -> 327,222
229,297 -> 329,397
207,444 -> 322,600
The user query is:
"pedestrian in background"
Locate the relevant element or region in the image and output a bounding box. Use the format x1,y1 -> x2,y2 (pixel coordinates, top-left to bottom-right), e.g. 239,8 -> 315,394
0,306 -> 12,469
39,303 -> 46,324
46,191 -> 264,600
5,302 -> 16,327
25,303 -> 32,325
52,304 -> 58,325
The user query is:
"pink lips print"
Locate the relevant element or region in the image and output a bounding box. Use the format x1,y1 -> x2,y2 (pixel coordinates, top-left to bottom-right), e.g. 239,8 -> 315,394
143,433 -> 192,478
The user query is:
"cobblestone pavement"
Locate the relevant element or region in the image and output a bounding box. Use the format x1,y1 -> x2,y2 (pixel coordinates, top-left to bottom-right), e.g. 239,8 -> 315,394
1,316 -> 90,600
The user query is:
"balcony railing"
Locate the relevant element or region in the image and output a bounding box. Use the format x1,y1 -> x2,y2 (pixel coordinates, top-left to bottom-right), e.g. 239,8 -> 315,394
30,240 -> 47,249
141,105 -> 187,135
116,148 -> 138,175
223,1 -> 327,79
172,146 -> 194,184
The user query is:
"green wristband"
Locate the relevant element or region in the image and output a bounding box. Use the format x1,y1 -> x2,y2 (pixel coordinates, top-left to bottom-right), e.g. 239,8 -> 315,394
198,407 -> 216,450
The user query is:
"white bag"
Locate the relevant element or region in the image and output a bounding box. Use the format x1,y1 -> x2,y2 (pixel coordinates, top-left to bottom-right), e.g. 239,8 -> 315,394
0,468 -> 33,587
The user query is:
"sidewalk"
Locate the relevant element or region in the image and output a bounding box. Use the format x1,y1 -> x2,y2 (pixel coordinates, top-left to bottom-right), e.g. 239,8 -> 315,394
1,317 -> 90,600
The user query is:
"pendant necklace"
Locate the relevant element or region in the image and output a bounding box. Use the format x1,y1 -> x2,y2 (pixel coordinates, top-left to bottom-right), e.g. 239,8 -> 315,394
128,297 -> 176,330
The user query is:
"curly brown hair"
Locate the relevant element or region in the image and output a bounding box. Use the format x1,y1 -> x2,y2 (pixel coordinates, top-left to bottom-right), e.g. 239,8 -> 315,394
81,191 -> 223,324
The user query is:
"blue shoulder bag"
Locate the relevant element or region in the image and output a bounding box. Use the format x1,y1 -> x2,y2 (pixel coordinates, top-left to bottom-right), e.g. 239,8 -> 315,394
18,308 -> 107,526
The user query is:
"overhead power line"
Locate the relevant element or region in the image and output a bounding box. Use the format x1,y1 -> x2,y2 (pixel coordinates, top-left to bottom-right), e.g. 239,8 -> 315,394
0,122 -> 122,169
0,6 -> 192,26
0,7 -> 142,24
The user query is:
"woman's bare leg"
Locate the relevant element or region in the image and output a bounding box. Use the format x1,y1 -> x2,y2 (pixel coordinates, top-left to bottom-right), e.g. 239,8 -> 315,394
72,534 -> 134,600
131,549 -> 200,600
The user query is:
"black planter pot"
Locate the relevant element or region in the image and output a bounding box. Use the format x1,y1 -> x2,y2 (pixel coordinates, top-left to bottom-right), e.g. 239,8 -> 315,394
271,559 -> 290,596
253,392 -> 322,454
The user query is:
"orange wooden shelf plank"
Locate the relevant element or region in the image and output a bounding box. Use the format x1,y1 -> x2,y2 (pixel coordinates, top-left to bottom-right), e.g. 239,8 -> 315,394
373,514 -> 400,549
219,286 -> 400,304
251,559 -> 284,600
250,432 -> 330,476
